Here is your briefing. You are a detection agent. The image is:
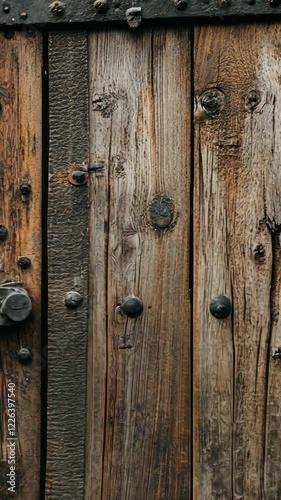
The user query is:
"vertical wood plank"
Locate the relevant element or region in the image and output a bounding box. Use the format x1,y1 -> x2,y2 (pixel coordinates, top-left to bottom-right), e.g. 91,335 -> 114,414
46,32 -> 89,499
87,28 -> 191,499
194,24 -> 281,499
0,32 -> 42,499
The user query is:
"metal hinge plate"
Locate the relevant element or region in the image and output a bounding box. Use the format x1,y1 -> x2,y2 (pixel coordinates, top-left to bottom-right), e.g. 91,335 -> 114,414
1,0 -> 281,27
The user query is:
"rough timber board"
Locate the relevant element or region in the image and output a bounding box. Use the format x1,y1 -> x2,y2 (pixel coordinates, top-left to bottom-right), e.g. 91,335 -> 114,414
0,31 -> 42,499
86,28 -> 191,499
194,23 -> 281,499
1,0 -> 281,26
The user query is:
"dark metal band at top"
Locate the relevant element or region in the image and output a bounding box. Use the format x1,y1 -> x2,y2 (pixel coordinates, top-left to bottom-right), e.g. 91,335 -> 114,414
1,0 -> 281,27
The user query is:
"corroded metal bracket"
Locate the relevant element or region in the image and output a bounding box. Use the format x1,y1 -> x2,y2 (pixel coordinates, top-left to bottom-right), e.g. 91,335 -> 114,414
1,0 -> 281,27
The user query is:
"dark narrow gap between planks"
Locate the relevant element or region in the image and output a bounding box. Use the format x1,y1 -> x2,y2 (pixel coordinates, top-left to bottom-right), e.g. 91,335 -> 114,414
40,28 -> 49,500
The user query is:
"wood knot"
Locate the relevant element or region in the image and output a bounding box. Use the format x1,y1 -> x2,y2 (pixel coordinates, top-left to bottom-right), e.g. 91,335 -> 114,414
200,88 -> 225,118
254,243 -> 265,262
245,90 -> 261,112
149,194 -> 175,231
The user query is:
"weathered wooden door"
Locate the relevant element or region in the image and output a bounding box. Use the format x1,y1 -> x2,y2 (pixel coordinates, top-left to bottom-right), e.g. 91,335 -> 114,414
1,4 -> 281,499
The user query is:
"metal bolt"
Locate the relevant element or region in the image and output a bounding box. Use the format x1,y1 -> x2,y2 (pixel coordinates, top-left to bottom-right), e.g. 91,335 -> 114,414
269,0 -> 281,6
0,225 -> 8,241
18,348 -> 32,363
49,1 -> 66,15
2,3 -> 10,13
120,296 -> 143,318
20,12 -> 28,20
65,291 -> 83,309
20,181 -> 31,195
126,7 -> 142,28
5,31 -> 14,40
17,257 -> 31,270
173,0 -> 187,10
72,170 -> 86,183
94,0 -> 109,13
210,295 -> 232,319
149,194 -> 174,230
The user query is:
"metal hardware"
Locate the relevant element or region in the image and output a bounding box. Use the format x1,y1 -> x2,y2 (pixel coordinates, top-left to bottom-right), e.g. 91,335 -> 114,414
17,257 -> 31,270
0,225 -> 8,241
65,291 -> 83,309
120,296 -> 143,318
1,0 -> 280,26
18,347 -> 32,363
20,181 -> 32,195
210,295 -> 232,319
68,165 -> 88,186
174,0 -> 187,11
94,0 -> 109,13
126,7 -> 142,28
0,287 -> 32,326
72,171 -> 87,183
149,194 -> 175,230
49,1 -> 66,16
2,3 -> 10,13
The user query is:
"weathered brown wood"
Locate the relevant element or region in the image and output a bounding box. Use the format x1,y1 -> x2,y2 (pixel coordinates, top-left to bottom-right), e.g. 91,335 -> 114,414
194,23 -> 281,499
0,32 -> 42,498
46,32 -> 89,499
86,28 -> 191,499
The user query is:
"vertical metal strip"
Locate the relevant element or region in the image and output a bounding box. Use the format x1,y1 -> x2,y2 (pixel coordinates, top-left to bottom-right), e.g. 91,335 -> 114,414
46,31 -> 89,499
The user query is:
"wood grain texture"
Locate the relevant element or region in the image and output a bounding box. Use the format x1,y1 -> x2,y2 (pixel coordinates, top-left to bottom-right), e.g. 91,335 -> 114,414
194,24 -> 281,499
46,32 -> 89,500
86,28 -> 191,499
0,32 -> 42,499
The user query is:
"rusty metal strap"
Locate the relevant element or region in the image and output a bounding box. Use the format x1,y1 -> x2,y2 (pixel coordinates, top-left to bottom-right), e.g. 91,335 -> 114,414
1,0 -> 281,27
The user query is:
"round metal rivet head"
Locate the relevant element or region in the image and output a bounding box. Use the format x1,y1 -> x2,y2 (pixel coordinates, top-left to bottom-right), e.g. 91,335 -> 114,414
2,291 -> 32,322
49,0 -> 66,15
18,347 -> 32,363
210,295 -> 232,319
68,166 -> 88,186
0,225 -> 8,241
17,257 -> 31,270
173,0 -> 187,10
94,0 -> 109,13
20,11 -> 28,20
20,182 -> 31,195
149,194 -> 174,230
120,296 -> 143,318
72,170 -> 86,183
65,291 -> 83,309
3,4 -> 10,13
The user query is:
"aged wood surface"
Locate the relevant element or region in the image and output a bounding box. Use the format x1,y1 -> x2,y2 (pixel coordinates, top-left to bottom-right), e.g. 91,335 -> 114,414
46,32 -> 89,500
1,0 -> 281,26
194,24 -> 281,499
0,32 -> 42,498
86,28 -> 191,499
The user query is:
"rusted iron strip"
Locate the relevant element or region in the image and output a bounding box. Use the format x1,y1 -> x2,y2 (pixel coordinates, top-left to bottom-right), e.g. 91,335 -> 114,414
1,0 -> 281,27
